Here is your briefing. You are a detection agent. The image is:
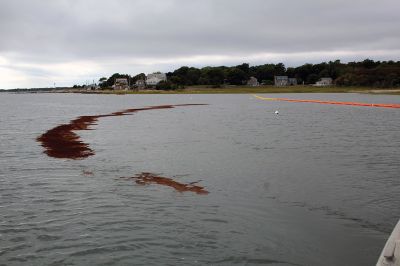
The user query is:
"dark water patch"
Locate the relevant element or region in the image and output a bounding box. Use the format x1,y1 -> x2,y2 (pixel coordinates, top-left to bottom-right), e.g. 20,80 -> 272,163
8,236 -> 27,243
69,244 -> 144,257
28,181 -> 50,187
0,244 -> 32,256
37,234 -> 62,241
36,242 -> 97,253
37,104 -> 207,159
276,197 -> 390,233
7,254 -> 44,263
201,218 -> 229,224
82,170 -> 94,176
0,227 -> 31,234
213,256 -> 304,265
122,172 -> 209,195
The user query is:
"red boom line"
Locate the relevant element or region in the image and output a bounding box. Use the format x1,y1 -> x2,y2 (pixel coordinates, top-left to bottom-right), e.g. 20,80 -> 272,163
253,95 -> 400,109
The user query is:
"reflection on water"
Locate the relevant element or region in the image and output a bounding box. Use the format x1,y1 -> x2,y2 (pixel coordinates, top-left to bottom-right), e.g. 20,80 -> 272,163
1,93 -> 399,265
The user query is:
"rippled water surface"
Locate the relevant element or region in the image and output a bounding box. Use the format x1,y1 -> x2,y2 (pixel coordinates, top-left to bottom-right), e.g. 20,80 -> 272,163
1,93 -> 400,266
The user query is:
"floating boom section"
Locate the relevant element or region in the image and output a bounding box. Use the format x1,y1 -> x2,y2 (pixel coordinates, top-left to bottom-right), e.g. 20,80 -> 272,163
253,95 -> 400,109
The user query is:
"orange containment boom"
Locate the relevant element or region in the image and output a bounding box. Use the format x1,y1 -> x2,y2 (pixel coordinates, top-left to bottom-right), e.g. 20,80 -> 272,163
253,95 -> 400,109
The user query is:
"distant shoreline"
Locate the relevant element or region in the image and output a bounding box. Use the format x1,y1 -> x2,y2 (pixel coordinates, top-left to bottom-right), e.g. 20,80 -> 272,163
2,86 -> 400,95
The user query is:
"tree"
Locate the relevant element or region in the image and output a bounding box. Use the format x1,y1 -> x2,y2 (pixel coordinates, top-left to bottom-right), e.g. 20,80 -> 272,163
186,68 -> 201,85
132,73 -> 146,82
99,77 -> 107,88
361,59 -> 378,69
236,63 -> 250,74
306,74 -> 319,84
295,63 -> 314,83
227,68 -> 247,85
197,67 -> 225,86
98,59 -> 400,90
274,63 -> 286,75
203,67 -> 225,86
170,66 -> 201,85
155,80 -> 179,90
250,64 -> 276,82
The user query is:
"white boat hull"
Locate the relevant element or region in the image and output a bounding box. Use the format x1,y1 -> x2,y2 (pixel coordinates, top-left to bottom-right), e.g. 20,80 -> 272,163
377,219 -> 400,266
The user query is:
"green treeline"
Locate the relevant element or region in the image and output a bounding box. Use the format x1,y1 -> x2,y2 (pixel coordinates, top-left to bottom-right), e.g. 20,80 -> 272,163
97,59 -> 400,89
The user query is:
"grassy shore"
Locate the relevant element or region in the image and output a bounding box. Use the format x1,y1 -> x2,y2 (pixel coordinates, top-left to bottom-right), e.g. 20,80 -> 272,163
70,85 -> 400,95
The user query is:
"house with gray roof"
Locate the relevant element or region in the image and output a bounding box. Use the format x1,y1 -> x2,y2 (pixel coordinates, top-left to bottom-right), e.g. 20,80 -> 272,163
114,78 -> 129,90
146,72 -> 167,86
274,76 -> 298,86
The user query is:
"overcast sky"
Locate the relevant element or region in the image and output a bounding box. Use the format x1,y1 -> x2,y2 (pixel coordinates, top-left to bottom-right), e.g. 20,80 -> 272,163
0,0 -> 399,89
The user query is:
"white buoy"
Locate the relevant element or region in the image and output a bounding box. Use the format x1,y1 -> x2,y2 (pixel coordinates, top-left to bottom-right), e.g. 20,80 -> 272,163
275,110 -> 279,114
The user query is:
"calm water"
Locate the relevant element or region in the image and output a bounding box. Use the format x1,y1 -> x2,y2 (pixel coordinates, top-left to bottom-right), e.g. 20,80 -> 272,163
1,93 -> 399,266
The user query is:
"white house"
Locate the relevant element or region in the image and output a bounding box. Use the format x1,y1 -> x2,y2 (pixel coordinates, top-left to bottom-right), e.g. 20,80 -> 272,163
315,78 -> 333,86
247,76 -> 259,86
146,72 -> 167,86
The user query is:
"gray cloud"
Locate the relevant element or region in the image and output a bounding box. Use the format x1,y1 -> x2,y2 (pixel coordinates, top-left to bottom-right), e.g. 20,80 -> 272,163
0,0 -> 399,88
